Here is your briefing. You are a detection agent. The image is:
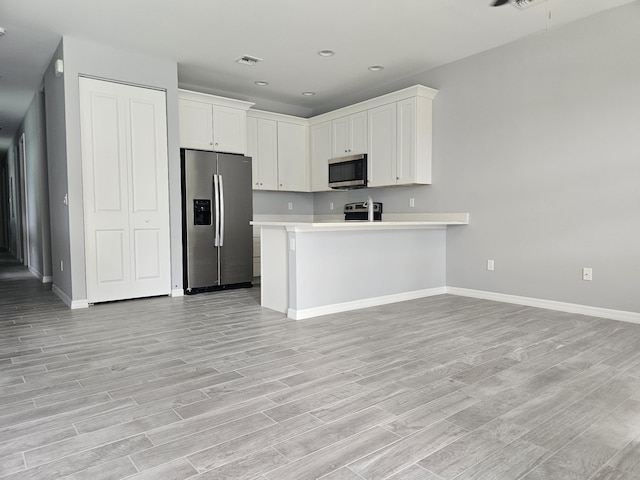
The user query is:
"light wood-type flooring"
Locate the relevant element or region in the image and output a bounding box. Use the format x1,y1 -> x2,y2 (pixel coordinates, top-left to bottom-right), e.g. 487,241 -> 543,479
2,249 -> 640,479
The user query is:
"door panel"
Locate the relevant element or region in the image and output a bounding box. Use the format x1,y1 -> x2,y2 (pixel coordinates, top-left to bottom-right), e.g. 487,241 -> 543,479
89,94 -> 127,213
133,229 -> 161,280
130,99 -> 160,212
95,230 -> 126,283
217,154 -> 253,285
127,93 -> 171,297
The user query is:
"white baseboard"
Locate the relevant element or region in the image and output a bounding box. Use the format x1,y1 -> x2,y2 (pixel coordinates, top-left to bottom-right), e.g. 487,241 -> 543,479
447,287 -> 640,324
27,266 -> 52,283
29,266 -> 43,281
70,299 -> 90,309
288,287 -> 447,320
51,284 -> 89,309
171,288 -> 184,297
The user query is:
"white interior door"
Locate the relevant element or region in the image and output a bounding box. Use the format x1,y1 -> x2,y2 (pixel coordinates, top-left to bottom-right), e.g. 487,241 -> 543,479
79,77 -> 171,303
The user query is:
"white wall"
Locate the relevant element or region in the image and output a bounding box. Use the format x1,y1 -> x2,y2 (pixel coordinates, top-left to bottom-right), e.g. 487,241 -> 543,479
314,2 -> 640,313
44,41 -> 71,295
253,191 -> 314,216
4,146 -> 20,257
6,92 -> 52,281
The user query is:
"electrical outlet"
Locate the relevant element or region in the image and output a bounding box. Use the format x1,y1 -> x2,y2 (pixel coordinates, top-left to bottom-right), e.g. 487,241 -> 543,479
60,260 -> 64,272
487,259 -> 495,271
288,202 -> 293,210
330,202 -> 334,211
409,198 -> 415,208
582,267 -> 593,281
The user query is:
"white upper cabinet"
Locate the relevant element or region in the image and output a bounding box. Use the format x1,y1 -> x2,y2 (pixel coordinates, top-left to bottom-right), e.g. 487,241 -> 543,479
178,90 -> 254,154
310,121 -> 332,192
247,111 -> 309,192
247,116 -> 279,191
331,111 -> 367,157
368,103 -> 397,188
184,85 -> 437,192
397,96 -> 432,185
211,105 -> 248,154
277,122 -> 309,192
178,99 -> 214,151
367,91 -> 436,187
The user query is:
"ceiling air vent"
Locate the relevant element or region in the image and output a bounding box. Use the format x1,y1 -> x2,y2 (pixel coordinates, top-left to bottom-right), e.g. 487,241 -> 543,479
235,55 -> 263,66
512,0 -> 545,9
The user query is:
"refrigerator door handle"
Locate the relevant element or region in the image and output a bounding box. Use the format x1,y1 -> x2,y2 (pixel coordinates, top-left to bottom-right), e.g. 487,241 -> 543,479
219,174 -> 225,246
213,174 -> 220,246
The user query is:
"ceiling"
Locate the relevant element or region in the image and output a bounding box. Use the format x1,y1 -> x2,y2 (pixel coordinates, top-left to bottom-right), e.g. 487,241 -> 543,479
0,0 -> 636,153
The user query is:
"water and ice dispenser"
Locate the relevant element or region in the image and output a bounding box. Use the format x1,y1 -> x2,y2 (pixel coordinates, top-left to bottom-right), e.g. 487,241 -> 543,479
193,199 -> 211,225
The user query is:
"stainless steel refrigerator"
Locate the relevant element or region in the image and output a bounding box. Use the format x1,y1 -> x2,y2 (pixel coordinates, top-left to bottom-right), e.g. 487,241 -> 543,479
181,149 -> 253,293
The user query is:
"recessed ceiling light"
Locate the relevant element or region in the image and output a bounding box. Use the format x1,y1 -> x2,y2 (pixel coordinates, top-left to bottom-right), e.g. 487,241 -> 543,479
302,91 -> 316,96
317,50 -> 335,57
254,81 -> 269,86
368,65 -> 384,72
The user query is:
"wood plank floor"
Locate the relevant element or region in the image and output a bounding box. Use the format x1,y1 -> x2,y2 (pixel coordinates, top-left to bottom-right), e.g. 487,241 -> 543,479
2,251 -> 640,479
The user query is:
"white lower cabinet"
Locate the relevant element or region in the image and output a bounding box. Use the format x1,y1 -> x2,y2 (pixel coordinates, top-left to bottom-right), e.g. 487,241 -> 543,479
247,112 -> 309,192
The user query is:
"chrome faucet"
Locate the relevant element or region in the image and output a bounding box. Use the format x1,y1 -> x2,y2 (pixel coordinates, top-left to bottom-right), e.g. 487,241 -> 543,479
364,196 -> 374,222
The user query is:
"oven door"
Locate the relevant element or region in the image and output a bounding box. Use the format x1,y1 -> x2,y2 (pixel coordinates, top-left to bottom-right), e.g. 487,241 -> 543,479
328,154 -> 367,189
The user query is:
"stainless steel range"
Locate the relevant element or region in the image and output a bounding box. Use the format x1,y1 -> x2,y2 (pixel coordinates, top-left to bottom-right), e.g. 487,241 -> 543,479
344,201 -> 383,221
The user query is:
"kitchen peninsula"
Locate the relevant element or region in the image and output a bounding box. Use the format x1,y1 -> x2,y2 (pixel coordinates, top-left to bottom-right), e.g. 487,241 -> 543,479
252,214 -> 468,319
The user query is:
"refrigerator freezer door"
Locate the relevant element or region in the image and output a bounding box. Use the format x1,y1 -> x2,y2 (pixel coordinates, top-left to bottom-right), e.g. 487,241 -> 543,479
183,150 -> 220,289
217,154 -> 253,285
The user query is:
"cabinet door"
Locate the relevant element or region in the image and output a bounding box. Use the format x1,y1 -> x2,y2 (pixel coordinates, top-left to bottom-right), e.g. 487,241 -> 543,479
178,99 -> 214,150
331,116 -> 350,157
246,116 -> 259,188
212,105 -> 246,154
331,112 -> 368,157
277,122 -> 309,192
349,111 -> 368,155
396,98 -> 416,185
310,122 -> 332,192
367,103 -> 397,187
255,118 -> 279,190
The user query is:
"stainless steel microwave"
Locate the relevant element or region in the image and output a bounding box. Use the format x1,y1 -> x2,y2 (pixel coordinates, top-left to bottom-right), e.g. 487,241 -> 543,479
328,153 -> 367,189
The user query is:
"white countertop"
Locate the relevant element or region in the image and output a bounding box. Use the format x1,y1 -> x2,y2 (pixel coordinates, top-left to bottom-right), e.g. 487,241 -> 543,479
251,213 -> 468,232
